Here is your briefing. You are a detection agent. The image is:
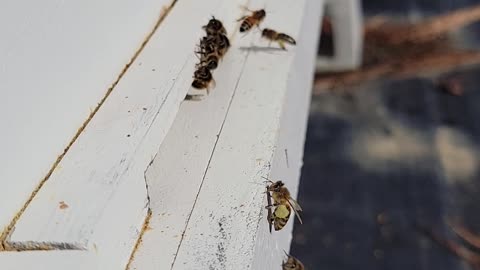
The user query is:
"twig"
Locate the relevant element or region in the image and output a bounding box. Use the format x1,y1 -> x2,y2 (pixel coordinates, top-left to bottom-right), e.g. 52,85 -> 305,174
314,51 -> 480,93
420,226 -> 480,269
315,4 -> 480,92
388,4 -> 480,45
449,221 -> 480,249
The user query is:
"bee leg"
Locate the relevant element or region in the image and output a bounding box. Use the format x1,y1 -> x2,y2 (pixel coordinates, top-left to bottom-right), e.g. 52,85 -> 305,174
278,41 -> 287,50
268,215 -> 274,233
265,203 -> 279,209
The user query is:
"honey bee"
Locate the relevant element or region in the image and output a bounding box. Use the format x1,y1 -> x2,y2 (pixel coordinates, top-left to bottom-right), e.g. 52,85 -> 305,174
237,8 -> 266,33
214,34 -> 230,56
196,52 -> 220,70
195,34 -> 230,72
264,178 -> 303,231
197,34 -> 230,58
202,16 -> 226,35
191,66 -> 215,93
282,252 -> 305,270
261,28 -> 296,50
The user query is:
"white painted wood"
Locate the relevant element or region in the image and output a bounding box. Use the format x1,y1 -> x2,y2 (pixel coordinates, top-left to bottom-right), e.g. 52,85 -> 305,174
129,0 -> 252,268
2,0 -> 264,269
0,251 -> 97,270
316,0 -> 363,71
131,0 -> 323,269
0,0 -> 172,235
251,0 -> 323,267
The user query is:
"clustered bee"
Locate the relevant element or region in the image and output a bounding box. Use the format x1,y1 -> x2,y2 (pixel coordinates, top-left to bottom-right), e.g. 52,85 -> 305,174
282,252 -> 305,270
238,7 -> 297,50
191,17 -> 230,95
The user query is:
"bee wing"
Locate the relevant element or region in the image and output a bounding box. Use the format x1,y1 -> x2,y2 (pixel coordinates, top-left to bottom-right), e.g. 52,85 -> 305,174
287,199 -> 303,224
280,34 -> 296,45
185,94 -> 204,101
211,77 -> 216,89
288,198 -> 302,211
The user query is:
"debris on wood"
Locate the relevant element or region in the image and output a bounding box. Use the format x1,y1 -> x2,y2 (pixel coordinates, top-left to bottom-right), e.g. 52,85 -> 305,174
315,4 -> 480,93
58,201 -> 69,210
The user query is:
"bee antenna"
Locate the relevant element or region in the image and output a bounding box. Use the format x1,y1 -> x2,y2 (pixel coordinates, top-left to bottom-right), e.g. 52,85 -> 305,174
283,250 -> 289,256
261,176 -> 274,184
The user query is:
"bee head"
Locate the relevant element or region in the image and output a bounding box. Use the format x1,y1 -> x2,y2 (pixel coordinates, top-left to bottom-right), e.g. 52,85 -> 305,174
268,181 -> 284,192
262,28 -> 274,37
204,16 -> 225,34
253,9 -> 266,19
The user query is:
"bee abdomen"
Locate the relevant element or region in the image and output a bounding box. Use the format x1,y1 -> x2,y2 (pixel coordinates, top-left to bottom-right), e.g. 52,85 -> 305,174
278,34 -> 296,45
274,217 -> 288,231
240,20 -> 252,32
192,79 -> 206,89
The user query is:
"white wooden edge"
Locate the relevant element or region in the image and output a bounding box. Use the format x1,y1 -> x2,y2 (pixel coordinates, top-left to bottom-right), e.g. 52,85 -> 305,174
131,0 -> 323,269
316,0 -> 363,72
0,0 -> 171,233
0,251 -> 96,270
2,0 -> 254,269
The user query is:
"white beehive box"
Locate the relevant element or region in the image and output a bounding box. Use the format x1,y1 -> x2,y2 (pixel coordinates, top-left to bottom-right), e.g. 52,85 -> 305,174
0,0 -> 362,269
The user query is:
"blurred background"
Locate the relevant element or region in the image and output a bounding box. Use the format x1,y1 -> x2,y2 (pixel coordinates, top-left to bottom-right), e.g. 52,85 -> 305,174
291,0 -> 480,269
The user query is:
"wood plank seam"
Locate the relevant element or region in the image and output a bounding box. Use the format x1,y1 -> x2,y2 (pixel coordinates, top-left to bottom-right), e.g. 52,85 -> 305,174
0,0 -> 178,252
164,1 -> 322,267
167,6 -> 251,267
169,46 -> 251,270
125,209 -> 152,270
124,146 -> 158,270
